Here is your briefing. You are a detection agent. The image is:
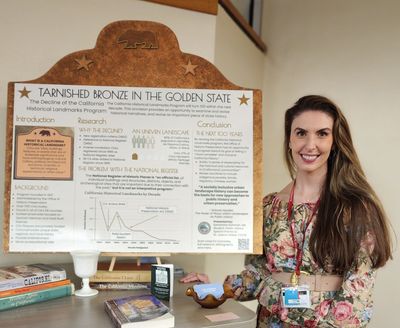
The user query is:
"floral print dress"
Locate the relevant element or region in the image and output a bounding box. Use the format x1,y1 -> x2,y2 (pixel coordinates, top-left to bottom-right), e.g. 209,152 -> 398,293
225,193 -> 376,328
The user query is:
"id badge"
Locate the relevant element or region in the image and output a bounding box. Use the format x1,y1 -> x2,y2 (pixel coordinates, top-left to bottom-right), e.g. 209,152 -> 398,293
281,285 -> 311,308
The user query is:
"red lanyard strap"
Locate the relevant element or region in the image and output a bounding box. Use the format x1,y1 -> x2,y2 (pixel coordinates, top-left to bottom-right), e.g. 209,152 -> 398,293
287,182 -> 320,278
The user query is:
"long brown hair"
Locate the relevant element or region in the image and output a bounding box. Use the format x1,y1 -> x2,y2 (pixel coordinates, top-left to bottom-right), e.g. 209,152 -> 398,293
284,95 -> 392,273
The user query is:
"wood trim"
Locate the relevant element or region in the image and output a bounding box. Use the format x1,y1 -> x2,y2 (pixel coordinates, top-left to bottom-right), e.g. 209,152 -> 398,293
144,0 -> 218,15
219,0 -> 267,53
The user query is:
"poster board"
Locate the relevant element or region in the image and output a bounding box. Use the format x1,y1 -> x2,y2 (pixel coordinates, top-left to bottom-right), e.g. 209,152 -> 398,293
3,21 -> 263,254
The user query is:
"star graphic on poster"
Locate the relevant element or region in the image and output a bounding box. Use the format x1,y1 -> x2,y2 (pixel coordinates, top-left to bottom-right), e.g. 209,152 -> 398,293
75,55 -> 94,71
181,59 -> 198,75
238,94 -> 250,105
18,87 -> 31,98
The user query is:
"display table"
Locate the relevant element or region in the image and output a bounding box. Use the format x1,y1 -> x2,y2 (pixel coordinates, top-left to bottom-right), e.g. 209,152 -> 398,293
0,263 -> 257,328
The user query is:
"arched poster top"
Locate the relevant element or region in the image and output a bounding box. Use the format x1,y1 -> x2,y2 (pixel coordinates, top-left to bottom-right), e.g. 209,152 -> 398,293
4,21 -> 263,254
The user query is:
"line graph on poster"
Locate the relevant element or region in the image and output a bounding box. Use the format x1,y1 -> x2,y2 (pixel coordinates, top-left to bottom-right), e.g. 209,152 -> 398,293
84,197 -> 183,243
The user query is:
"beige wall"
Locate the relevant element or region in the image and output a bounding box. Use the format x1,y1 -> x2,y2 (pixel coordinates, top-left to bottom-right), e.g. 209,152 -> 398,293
262,1 -> 400,326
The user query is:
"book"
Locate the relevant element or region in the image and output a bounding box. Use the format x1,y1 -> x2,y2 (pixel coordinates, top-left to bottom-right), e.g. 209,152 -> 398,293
98,262 -> 152,271
0,263 -> 67,292
137,257 -> 157,264
0,283 -> 74,311
104,294 -> 174,328
151,264 -> 174,300
90,262 -> 151,283
0,279 -> 71,298
173,267 -> 184,277
89,282 -> 150,291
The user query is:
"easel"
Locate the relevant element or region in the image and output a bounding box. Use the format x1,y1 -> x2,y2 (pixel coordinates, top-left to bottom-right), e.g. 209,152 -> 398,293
102,252 -> 171,271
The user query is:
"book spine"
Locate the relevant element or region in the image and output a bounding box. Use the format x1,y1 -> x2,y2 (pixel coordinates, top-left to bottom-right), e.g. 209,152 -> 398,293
104,300 -> 128,328
0,279 -> 71,298
90,270 -> 151,282
90,282 -> 149,290
0,270 -> 67,292
97,263 -> 152,271
0,283 -> 74,311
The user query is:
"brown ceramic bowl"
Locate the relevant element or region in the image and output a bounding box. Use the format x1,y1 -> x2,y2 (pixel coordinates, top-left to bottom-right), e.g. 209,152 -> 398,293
185,284 -> 234,309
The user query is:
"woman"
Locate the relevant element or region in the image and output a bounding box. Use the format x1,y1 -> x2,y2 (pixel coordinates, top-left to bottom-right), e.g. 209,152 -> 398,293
181,95 -> 392,327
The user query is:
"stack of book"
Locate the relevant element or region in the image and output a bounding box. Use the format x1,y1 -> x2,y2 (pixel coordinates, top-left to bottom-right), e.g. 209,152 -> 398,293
89,261 -> 151,291
0,263 -> 74,311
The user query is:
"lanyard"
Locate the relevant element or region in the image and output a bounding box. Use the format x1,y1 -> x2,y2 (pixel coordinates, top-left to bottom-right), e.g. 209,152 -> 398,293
287,182 -> 320,285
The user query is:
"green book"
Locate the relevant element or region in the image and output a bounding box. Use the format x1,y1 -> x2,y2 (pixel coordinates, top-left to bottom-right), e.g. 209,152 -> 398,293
0,283 -> 74,311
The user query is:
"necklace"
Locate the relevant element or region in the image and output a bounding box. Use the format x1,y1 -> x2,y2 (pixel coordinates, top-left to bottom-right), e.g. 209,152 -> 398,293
287,181 -> 320,286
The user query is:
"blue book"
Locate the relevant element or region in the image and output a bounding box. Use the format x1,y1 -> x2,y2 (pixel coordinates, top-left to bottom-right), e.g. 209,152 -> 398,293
0,283 -> 74,311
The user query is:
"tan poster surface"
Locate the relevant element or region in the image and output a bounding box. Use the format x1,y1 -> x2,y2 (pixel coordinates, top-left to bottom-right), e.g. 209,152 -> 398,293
8,83 -> 254,253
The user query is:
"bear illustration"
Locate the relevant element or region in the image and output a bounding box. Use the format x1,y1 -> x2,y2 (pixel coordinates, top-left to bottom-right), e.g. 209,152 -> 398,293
118,30 -> 158,49
39,130 -> 51,136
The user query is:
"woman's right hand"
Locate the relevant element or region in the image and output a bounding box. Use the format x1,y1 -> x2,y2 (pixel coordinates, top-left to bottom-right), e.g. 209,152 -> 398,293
179,272 -> 210,283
